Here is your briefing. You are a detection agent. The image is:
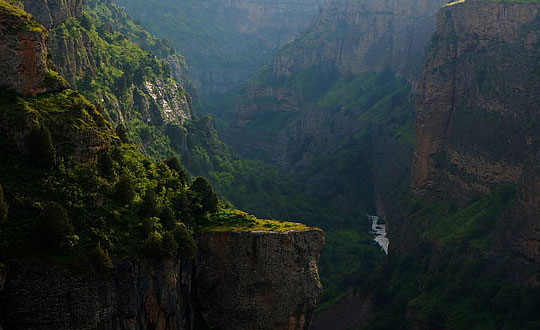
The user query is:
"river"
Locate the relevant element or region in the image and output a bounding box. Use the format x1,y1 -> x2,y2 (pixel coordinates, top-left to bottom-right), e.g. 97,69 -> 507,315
367,215 -> 389,254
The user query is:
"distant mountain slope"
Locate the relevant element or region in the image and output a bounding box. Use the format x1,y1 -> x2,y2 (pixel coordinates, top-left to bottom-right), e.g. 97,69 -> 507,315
116,0 -> 323,95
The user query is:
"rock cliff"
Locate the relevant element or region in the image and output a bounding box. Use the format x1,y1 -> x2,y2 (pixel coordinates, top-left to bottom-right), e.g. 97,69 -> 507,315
411,0 -> 540,261
195,229 -> 324,330
0,229 -> 324,330
0,259 -> 195,330
0,0 -> 66,96
271,0 -> 447,83
21,0 -> 192,126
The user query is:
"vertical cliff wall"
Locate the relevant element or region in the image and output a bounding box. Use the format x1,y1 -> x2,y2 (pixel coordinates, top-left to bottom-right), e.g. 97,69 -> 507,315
0,1 -> 65,96
271,0 -> 447,83
195,230 -> 324,330
411,0 -> 540,262
0,259 -> 195,330
0,229 -> 324,330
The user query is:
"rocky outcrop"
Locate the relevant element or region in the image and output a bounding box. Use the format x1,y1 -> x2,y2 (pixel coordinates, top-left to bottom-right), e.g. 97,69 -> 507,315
411,0 -> 540,262
21,0 -> 82,29
0,229 -> 324,330
20,0 -> 192,126
195,229 -> 324,330
0,2 -> 65,96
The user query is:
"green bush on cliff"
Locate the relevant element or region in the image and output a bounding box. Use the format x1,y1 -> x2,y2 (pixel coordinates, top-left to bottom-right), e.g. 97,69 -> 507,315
34,202 -> 76,249
0,184 -> 8,224
114,174 -> 136,205
28,125 -> 56,169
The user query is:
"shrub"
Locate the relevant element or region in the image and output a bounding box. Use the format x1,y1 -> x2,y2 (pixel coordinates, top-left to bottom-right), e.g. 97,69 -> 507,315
35,202 -> 75,249
91,241 -> 114,270
140,189 -> 158,218
190,177 -> 218,214
159,205 -> 176,230
172,223 -> 197,260
0,184 -> 8,224
115,174 -> 135,205
27,125 -> 56,168
161,231 -> 179,257
142,231 -> 163,257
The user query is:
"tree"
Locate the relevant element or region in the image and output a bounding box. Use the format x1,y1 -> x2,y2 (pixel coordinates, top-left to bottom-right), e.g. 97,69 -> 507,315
91,241 -> 114,270
115,174 -> 135,205
35,202 -> 74,249
0,184 -> 8,224
98,150 -> 115,179
161,231 -> 179,257
190,177 -> 218,214
142,231 -> 163,257
139,189 -> 158,218
115,123 -> 129,143
164,157 -> 189,184
172,223 -> 197,260
159,205 -> 176,231
27,125 -> 56,168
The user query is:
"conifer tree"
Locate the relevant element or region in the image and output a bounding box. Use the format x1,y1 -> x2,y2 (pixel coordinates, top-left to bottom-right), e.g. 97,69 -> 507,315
115,174 -> 135,205
28,125 -> 56,168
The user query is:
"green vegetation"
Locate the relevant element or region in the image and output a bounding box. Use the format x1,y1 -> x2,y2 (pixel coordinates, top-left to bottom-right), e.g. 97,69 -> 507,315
0,0 -> 44,32
351,185 -> 540,330
0,87 -> 306,270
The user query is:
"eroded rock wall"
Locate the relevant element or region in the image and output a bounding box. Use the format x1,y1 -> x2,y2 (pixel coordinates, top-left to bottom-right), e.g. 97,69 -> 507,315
411,0 -> 540,262
0,259 -> 195,330
0,229 -> 324,330
271,0 -> 447,83
195,229 -> 324,330
0,5 -> 64,96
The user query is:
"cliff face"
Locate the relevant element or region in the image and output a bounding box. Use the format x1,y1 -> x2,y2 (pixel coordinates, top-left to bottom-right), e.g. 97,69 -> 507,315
230,0 -> 446,167
21,0 -> 192,126
0,2 -> 65,96
21,0 -> 82,28
191,0 -> 322,50
195,229 -> 324,330
411,1 -> 540,261
0,259 -> 195,330
271,0 -> 447,83
0,229 -> 323,330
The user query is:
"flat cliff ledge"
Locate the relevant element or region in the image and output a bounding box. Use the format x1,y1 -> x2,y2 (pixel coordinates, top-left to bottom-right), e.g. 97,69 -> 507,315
196,229 -> 324,330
